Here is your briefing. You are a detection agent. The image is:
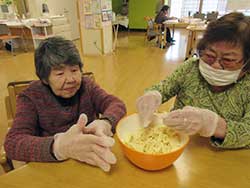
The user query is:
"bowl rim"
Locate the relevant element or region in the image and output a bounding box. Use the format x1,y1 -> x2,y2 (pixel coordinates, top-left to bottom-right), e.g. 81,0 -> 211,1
116,113 -> 190,156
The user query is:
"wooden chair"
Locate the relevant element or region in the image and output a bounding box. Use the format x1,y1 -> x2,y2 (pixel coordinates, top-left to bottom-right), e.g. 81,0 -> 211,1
1,80 -> 33,173
0,24 -> 26,55
144,16 -> 165,48
0,72 -> 94,173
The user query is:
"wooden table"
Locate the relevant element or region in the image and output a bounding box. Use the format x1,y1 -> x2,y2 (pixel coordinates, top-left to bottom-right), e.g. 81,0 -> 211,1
112,15 -> 129,51
0,135 -> 249,188
185,25 -> 206,59
5,22 -> 34,51
161,21 -> 189,48
2,20 -> 53,50
163,20 -> 189,38
3,21 -> 31,39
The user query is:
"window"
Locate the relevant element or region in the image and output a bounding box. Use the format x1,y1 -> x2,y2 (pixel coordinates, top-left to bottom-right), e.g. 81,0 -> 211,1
169,0 -> 228,18
169,0 -> 182,18
181,0 -> 200,17
202,0 -> 218,14
170,0 -> 200,18
202,0 -> 227,15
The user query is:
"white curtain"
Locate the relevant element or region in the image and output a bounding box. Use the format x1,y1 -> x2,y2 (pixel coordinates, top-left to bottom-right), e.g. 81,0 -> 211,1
170,0 -> 200,18
202,0 -> 227,15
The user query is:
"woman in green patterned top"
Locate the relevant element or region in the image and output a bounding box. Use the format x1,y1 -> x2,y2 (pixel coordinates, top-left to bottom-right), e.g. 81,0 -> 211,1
136,12 -> 250,149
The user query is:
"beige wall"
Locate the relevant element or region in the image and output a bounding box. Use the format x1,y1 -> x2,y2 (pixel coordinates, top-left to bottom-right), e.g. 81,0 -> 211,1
227,0 -> 250,10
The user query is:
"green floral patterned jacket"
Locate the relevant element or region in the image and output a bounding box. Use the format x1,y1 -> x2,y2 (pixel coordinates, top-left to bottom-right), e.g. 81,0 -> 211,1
147,58 -> 250,149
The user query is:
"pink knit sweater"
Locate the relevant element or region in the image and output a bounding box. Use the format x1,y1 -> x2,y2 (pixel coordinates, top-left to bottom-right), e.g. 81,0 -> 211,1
4,77 -> 126,162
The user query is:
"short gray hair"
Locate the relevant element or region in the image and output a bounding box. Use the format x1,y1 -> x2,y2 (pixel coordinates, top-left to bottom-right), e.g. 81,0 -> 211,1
34,37 -> 83,81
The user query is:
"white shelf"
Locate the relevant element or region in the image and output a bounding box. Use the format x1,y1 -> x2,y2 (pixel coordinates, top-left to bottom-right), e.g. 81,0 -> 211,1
30,24 -> 53,49
51,16 -> 72,40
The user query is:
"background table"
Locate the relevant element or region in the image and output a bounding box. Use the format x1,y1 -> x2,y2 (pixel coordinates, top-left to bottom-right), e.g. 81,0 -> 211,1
0,135 -> 249,188
185,25 -> 206,59
112,15 -> 129,51
163,20 -> 189,38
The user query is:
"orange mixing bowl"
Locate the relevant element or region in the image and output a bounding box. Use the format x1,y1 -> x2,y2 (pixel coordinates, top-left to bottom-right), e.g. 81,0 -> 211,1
116,113 -> 189,171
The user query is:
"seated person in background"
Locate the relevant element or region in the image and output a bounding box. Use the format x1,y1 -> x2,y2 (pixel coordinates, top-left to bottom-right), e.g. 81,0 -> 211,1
136,12 -> 250,149
155,5 -> 175,44
4,37 -> 127,172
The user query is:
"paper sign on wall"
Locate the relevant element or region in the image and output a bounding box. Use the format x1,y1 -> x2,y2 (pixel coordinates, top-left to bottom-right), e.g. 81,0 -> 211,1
101,0 -> 112,11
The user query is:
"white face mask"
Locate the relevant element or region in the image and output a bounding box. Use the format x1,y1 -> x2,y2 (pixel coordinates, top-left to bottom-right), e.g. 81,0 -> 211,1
199,59 -> 242,86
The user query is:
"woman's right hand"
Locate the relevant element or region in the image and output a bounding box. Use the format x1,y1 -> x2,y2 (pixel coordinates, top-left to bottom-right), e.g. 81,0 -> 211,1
136,90 -> 162,127
53,114 -> 116,172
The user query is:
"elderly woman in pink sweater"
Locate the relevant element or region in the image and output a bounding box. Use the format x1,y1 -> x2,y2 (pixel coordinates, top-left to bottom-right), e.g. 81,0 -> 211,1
4,37 -> 126,172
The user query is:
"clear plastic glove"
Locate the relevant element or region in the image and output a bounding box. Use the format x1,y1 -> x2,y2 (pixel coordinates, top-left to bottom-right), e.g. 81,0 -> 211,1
53,113 -> 117,172
84,119 -> 113,137
163,106 -> 219,137
136,90 -> 162,127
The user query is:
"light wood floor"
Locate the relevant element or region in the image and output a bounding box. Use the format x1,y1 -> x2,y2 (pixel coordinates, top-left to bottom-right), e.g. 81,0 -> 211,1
0,29 -> 188,174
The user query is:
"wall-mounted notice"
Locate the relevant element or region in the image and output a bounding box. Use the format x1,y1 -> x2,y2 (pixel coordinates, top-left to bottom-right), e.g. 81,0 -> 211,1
83,0 -> 92,13
94,14 -> 102,28
92,0 -> 101,13
85,15 -> 94,28
102,10 -> 112,21
101,0 -> 112,11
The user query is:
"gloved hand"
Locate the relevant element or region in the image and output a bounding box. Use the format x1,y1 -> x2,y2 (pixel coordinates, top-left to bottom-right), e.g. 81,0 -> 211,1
53,113 -> 117,172
163,106 -> 219,137
136,90 -> 162,127
84,119 -> 113,137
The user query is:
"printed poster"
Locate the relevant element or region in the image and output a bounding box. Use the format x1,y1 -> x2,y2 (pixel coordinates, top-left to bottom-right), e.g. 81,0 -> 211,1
102,10 -> 112,21
101,0 -> 112,11
85,15 -> 94,28
94,14 -> 102,28
92,0 -> 101,13
83,0 -> 92,13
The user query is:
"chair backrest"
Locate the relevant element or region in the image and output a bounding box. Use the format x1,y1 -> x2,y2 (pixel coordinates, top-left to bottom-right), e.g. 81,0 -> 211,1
5,80 -> 33,128
144,16 -> 154,28
193,13 -> 205,20
144,16 -> 162,39
0,24 -> 10,36
83,71 -> 95,81
144,16 -> 154,22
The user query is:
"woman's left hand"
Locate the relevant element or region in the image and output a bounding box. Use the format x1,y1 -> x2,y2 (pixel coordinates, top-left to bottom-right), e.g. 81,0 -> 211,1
163,106 -> 219,137
84,120 -> 113,137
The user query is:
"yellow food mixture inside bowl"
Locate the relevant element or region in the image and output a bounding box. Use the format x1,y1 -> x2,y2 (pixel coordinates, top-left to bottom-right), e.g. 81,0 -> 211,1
125,125 -> 181,154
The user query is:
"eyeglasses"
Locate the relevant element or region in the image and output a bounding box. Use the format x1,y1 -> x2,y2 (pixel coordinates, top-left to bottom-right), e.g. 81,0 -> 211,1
200,50 -> 244,70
